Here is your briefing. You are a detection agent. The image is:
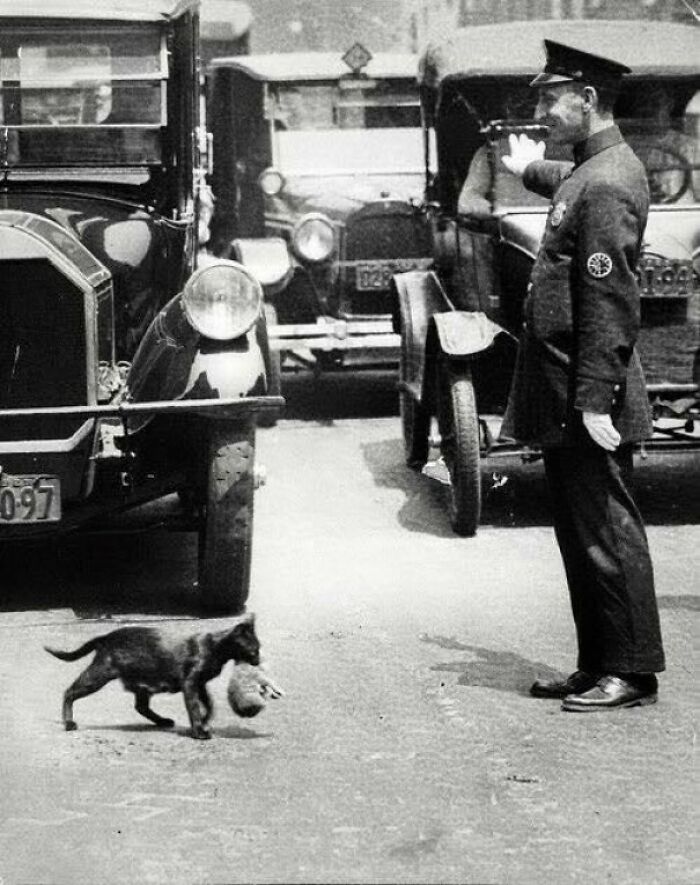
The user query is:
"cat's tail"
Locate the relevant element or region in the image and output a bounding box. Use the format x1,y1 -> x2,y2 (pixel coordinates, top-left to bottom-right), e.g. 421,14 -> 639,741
44,638 -> 100,662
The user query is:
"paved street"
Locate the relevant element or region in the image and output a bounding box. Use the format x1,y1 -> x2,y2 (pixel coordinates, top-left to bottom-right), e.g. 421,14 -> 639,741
0,372 -> 698,885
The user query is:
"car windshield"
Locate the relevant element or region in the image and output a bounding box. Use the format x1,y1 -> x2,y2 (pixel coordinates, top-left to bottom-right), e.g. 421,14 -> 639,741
0,24 -> 165,166
460,80 -> 700,209
618,84 -> 700,205
269,80 -> 430,175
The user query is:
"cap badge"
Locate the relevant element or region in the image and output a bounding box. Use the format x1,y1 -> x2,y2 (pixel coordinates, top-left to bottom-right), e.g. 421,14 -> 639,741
587,252 -> 613,278
550,201 -> 566,227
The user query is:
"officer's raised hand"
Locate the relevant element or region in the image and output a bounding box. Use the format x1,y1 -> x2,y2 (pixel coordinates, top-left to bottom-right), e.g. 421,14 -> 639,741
501,133 -> 546,177
582,411 -> 621,451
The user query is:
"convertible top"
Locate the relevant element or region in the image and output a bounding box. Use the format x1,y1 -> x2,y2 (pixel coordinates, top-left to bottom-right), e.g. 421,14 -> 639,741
420,19 -> 700,86
209,52 -> 420,82
0,0 -> 197,21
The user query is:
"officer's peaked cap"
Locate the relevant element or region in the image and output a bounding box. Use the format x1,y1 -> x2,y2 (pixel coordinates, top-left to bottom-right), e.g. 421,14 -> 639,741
530,39 -> 631,91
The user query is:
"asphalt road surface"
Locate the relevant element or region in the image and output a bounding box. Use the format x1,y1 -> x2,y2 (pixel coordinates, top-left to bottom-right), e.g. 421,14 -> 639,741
1,371 -> 698,885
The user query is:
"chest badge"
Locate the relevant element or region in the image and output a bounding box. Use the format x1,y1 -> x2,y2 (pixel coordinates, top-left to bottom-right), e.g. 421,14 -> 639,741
587,252 -> 613,278
550,201 -> 566,227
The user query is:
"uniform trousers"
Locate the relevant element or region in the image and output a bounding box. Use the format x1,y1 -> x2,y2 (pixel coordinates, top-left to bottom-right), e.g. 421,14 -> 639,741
543,444 -> 665,675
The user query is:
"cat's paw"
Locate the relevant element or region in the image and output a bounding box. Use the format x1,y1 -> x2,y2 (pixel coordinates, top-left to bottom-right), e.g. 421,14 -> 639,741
65,720 -> 78,731
192,727 -> 212,740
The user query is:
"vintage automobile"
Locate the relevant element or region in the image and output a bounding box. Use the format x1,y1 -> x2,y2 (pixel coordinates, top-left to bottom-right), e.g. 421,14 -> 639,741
207,44 -> 433,395
393,19 -> 700,536
0,1 -> 281,613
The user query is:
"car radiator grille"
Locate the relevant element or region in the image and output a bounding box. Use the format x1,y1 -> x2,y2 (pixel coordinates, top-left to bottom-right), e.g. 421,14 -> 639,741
0,259 -> 88,442
341,204 -> 431,316
638,297 -> 700,388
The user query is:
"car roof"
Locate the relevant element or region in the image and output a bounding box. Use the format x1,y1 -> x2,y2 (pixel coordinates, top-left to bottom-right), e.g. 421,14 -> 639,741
420,19 -> 700,86
0,0 -> 198,21
209,52 -> 419,82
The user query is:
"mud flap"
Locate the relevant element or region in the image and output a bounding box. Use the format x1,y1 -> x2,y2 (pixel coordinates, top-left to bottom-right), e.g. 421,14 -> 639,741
392,270 -> 451,399
432,311 -> 507,358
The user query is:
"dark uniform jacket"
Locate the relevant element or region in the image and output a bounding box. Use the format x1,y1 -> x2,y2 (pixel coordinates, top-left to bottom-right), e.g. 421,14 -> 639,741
501,125 -> 653,448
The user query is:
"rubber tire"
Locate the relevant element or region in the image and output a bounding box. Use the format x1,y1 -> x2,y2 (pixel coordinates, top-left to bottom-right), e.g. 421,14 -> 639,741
436,362 -> 481,537
198,420 -> 255,614
399,323 -> 430,469
400,390 -> 430,470
258,303 -> 282,428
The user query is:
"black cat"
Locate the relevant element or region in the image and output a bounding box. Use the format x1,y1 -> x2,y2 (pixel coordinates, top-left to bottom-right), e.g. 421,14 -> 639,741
45,613 -> 266,740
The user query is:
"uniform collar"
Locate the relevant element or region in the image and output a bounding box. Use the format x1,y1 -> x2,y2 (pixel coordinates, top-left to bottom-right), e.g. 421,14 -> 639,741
573,124 -> 623,166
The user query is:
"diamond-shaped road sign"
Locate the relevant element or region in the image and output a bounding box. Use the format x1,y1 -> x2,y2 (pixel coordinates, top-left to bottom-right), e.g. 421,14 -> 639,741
342,42 -> 373,75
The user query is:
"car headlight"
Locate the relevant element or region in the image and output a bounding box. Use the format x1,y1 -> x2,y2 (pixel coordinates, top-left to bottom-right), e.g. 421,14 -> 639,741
292,213 -> 335,263
182,260 -> 262,340
258,167 -> 285,196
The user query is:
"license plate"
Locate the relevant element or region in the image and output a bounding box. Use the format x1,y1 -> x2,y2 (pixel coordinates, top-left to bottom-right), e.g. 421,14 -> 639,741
356,262 -> 395,291
0,475 -> 61,524
355,259 -> 431,291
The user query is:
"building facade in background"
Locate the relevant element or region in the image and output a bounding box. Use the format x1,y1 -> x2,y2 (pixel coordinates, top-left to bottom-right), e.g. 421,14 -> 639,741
233,0 -> 695,55
408,0 -> 695,49
243,1 -> 406,53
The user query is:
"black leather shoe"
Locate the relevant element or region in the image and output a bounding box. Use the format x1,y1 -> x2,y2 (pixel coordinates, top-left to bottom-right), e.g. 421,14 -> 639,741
530,670 -> 599,699
561,674 -> 658,712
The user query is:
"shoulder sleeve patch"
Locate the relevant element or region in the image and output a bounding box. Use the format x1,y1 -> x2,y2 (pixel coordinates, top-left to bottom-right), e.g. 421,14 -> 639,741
586,252 -> 613,278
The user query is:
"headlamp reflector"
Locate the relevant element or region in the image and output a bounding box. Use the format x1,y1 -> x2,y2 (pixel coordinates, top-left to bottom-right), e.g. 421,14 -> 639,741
258,167 -> 285,196
292,214 -> 335,263
183,260 -> 262,340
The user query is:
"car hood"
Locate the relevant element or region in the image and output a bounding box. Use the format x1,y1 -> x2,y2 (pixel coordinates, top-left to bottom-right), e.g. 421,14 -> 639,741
264,172 -> 425,227
0,186 -> 189,359
499,205 -> 700,264
0,188 -> 158,277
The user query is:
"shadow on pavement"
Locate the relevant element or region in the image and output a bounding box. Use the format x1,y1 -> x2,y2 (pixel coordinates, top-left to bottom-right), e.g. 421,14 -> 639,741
362,437 -> 700,537
78,722 -> 272,740
214,724 -> 273,740
420,634 -> 563,696
360,439 -> 458,539
81,722 -> 185,735
0,529 -> 201,619
630,455 -> 700,525
281,369 -> 700,532
361,440 -> 553,537
277,368 -> 398,422
657,594 -> 700,612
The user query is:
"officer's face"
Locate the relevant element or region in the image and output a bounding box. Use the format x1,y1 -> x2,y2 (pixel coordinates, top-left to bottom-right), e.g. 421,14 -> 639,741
534,84 -> 587,145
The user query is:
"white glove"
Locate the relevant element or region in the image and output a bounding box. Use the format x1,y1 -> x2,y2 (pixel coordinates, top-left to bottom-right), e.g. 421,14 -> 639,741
582,412 -> 621,451
501,133 -> 546,177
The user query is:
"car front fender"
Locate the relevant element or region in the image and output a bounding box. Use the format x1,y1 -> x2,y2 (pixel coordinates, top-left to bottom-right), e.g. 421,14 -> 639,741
126,294 -> 270,433
231,237 -> 293,296
392,270 -> 451,400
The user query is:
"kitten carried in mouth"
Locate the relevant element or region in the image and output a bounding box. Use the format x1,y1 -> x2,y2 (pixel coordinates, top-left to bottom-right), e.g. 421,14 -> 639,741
45,613 -> 278,740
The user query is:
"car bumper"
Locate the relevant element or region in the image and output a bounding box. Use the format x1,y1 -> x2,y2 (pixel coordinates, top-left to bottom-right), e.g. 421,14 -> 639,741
267,318 -> 399,352
0,395 -> 284,423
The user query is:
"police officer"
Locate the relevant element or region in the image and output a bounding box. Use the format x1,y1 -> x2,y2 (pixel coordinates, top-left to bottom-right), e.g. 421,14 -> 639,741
500,40 -> 665,711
